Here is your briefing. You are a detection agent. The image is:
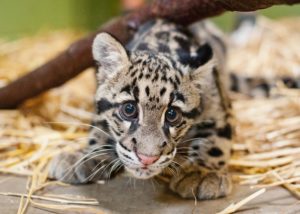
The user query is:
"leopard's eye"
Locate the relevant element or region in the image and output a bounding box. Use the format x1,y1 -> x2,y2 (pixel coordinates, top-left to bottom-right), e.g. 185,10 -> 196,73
165,107 -> 182,125
120,101 -> 138,120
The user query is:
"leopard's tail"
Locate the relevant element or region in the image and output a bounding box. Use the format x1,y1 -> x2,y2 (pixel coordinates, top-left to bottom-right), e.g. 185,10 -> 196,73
229,12 -> 300,97
229,72 -> 300,97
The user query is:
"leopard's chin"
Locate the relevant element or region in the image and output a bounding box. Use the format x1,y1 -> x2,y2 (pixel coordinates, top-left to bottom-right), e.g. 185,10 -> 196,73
125,166 -> 162,179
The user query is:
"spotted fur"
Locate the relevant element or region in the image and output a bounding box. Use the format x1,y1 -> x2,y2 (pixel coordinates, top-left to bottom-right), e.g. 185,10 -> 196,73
49,19 -> 232,200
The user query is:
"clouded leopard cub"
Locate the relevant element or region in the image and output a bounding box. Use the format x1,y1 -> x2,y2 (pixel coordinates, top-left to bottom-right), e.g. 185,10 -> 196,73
49,19 -> 232,200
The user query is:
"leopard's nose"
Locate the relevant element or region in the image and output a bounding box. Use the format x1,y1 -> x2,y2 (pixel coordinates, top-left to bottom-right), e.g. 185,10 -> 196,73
137,153 -> 159,165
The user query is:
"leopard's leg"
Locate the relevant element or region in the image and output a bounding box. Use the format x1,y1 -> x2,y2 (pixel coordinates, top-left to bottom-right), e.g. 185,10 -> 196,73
49,121 -> 121,184
169,124 -> 232,200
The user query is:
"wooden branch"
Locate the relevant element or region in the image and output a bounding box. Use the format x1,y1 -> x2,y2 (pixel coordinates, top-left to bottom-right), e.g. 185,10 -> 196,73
0,8 -> 152,109
0,0 -> 299,108
151,0 -> 300,24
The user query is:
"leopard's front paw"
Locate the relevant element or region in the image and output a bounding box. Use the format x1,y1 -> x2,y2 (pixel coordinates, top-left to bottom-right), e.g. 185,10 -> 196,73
169,171 -> 232,200
48,152 -> 101,184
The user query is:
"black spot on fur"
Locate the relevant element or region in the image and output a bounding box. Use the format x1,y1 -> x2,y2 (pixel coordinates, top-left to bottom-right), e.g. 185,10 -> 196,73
194,131 -> 213,138
182,108 -> 201,118
133,86 -> 140,102
161,75 -> 168,82
283,77 -> 298,88
96,120 -> 109,132
158,43 -> 171,53
218,161 -> 225,166
112,112 -> 122,121
169,92 -> 175,104
230,73 -> 239,92
137,43 -> 149,51
245,77 -> 253,86
138,73 -> 143,79
160,87 -> 166,96
130,69 -> 138,77
169,77 -> 178,90
175,75 -> 181,84
160,157 -> 170,164
176,25 -> 194,38
162,123 -> 170,138
119,141 -> 130,152
123,153 -> 133,160
197,120 -> 216,129
256,83 -> 270,96
154,65 -> 160,73
155,31 -> 170,41
120,85 -> 131,94
128,65 -> 134,70
190,43 -> 213,68
111,127 -> 121,136
161,141 -> 167,148
107,138 -> 116,145
217,124 -> 232,139
142,60 -> 147,66
176,50 -> 192,66
176,120 -> 186,128
134,58 -> 143,65
175,92 -> 185,103
132,138 -> 137,145
174,36 -> 190,51
166,148 -> 174,155
145,86 -> 150,97
192,145 -> 199,150
132,77 -> 137,86
191,152 -> 198,157
96,98 -> 118,114
208,147 -> 223,157
170,59 -> 183,76
89,139 -> 97,145
152,73 -> 159,82
197,159 -> 205,166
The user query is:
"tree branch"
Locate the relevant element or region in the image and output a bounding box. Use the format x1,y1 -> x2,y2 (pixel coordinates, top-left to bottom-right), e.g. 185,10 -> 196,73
0,0 -> 299,108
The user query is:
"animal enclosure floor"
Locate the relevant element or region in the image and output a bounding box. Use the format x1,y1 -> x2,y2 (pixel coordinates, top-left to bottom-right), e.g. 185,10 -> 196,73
0,175 -> 299,214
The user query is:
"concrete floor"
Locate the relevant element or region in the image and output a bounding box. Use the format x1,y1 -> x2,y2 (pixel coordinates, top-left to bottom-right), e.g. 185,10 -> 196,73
0,175 -> 299,214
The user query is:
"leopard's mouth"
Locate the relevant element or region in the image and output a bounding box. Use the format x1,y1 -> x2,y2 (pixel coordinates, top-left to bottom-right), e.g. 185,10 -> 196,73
120,155 -> 174,179
116,142 -> 176,179
124,165 -> 162,179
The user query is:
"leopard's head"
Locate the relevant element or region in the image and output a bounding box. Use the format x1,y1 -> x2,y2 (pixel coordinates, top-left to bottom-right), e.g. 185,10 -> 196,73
92,33 -> 214,179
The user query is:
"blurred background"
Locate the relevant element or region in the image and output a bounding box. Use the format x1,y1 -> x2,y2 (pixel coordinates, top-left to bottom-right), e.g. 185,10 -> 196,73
0,0 -> 300,39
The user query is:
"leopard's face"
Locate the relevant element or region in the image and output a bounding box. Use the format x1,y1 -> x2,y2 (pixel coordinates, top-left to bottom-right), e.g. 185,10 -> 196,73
92,33 -> 212,179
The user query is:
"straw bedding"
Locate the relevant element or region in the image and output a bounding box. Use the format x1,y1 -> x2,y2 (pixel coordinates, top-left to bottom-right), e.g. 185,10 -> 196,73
0,18 -> 299,213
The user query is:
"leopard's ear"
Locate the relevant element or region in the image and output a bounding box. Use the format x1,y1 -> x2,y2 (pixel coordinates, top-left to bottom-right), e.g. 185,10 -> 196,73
92,33 -> 129,79
190,59 -> 216,89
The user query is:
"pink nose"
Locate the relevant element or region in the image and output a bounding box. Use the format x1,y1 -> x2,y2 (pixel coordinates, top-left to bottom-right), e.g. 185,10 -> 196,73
137,153 -> 159,165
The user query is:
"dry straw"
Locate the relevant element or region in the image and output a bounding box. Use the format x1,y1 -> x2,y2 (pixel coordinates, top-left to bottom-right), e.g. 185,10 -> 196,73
0,17 -> 300,213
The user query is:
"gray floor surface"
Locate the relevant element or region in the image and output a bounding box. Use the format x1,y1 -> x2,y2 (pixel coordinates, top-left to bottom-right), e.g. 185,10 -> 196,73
0,175 -> 299,214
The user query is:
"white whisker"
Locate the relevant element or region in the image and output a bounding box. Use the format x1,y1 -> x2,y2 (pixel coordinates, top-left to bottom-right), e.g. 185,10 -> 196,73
96,158 -> 119,180
179,137 -> 205,144
45,121 -> 112,137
